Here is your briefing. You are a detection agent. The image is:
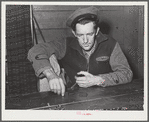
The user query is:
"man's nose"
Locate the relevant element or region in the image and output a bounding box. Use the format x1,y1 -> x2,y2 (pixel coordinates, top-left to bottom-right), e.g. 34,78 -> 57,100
83,35 -> 88,43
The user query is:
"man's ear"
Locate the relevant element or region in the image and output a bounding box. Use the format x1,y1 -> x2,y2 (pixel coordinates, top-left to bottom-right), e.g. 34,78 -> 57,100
96,27 -> 100,35
72,30 -> 76,37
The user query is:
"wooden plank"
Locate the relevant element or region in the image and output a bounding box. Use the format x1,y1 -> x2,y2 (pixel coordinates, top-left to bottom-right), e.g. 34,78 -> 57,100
33,11 -> 72,28
33,5 -> 124,11
33,9 -> 124,29
33,5 -> 86,11
35,29 -> 74,43
33,6 -> 124,29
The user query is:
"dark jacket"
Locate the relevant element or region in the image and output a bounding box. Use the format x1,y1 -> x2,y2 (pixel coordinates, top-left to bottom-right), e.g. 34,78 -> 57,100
28,31 -> 133,87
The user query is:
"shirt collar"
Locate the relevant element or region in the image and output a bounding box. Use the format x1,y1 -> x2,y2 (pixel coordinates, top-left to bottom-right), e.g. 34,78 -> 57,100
82,40 -> 97,59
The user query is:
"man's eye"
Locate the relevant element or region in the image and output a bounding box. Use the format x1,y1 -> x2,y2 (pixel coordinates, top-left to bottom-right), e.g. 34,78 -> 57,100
88,33 -> 94,36
77,34 -> 83,37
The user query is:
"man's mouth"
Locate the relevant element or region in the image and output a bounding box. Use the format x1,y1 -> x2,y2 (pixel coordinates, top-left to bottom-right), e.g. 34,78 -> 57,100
83,44 -> 90,47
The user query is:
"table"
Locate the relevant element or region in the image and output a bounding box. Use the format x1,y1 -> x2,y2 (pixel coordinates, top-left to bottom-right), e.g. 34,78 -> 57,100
5,79 -> 144,110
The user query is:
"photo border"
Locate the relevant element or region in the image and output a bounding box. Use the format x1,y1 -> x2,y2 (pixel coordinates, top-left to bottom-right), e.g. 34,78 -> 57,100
1,1 -> 148,121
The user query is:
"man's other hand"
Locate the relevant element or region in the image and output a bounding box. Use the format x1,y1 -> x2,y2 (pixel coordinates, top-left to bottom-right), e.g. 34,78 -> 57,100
47,76 -> 65,96
43,69 -> 65,96
75,71 -> 103,88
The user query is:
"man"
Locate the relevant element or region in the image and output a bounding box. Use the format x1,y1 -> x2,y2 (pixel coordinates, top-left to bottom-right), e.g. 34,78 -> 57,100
28,6 -> 133,96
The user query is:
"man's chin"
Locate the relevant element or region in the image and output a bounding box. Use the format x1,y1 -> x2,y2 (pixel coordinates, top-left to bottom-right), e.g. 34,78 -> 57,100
82,47 -> 92,52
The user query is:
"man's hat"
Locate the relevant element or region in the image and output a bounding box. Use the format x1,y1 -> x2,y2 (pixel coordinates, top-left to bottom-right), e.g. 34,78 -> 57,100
66,6 -> 99,28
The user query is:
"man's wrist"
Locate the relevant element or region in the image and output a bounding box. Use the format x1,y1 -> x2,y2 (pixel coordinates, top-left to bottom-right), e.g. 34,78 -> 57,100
43,68 -> 58,80
95,76 -> 105,86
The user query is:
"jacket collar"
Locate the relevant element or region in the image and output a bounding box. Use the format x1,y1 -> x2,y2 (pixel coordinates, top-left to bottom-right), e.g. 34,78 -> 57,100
69,31 -> 108,53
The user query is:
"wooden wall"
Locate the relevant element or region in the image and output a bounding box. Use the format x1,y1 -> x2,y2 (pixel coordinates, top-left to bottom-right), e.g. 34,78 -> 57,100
33,5 -> 144,79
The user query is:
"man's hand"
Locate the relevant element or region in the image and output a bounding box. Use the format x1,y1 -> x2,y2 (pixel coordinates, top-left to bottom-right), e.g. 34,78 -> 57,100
75,71 -> 104,88
43,69 -> 65,96
47,76 -> 65,96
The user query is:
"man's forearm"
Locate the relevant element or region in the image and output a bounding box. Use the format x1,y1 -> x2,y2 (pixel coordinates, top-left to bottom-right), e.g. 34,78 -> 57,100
98,42 -> 133,87
93,75 -> 105,86
27,40 -> 66,78
43,68 -> 58,81
98,70 -> 133,87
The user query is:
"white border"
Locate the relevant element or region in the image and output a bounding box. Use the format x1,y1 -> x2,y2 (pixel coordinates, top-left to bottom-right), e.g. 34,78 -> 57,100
1,1 -> 148,5
2,1 -> 148,121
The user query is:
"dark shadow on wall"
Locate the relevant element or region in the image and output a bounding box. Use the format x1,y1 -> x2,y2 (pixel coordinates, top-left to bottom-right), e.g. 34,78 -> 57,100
98,21 -> 111,35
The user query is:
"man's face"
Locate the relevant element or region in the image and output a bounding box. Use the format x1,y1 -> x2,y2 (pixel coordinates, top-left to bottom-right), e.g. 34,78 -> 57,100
73,22 -> 99,52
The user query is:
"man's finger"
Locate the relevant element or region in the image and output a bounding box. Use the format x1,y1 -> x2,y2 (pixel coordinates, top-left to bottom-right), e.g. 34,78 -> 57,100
53,83 -> 57,93
76,80 -> 86,84
77,71 -> 91,76
78,83 -> 88,88
49,80 -> 53,90
80,84 -> 90,88
59,79 -> 65,96
75,76 -> 86,81
56,80 -> 61,95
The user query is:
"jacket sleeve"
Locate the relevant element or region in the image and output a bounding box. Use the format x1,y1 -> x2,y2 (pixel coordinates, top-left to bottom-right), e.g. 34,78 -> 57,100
99,42 -> 133,87
27,39 -> 66,78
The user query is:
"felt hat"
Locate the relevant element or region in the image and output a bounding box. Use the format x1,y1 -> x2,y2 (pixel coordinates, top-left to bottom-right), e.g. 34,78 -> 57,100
66,6 -> 99,28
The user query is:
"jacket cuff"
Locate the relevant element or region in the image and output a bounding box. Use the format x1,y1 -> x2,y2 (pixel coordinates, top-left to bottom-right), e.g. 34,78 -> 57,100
36,66 -> 53,78
98,75 -> 107,87
98,74 -> 117,87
